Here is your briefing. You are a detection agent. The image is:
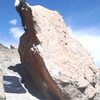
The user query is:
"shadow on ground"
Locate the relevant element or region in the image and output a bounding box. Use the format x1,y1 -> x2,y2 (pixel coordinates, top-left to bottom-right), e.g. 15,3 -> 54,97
4,75 -> 26,93
7,64 -> 43,100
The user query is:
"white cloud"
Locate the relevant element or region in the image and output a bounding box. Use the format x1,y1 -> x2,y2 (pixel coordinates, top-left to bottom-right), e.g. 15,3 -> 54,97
9,19 -> 17,25
73,26 -> 100,36
68,26 -> 100,66
9,27 -> 24,39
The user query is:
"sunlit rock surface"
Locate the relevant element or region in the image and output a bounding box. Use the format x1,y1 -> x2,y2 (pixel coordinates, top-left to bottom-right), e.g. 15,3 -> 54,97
18,4 -> 100,100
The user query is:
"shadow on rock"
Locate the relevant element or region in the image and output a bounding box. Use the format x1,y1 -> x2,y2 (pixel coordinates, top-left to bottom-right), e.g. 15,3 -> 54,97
4,75 -> 26,93
8,64 -> 43,99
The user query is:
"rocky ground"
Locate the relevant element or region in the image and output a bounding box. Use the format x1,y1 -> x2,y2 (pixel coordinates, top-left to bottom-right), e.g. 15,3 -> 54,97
0,43 -> 42,100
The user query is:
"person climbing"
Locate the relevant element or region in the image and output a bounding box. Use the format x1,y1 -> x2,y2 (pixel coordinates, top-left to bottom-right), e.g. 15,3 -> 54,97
15,0 -> 27,31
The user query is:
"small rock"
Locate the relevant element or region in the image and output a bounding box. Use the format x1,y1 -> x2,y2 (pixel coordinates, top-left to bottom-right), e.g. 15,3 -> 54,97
10,45 -> 16,49
75,77 -> 89,88
84,84 -> 96,99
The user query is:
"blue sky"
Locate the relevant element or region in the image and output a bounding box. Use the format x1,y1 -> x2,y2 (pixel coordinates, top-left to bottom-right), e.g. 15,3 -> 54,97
0,0 -> 100,66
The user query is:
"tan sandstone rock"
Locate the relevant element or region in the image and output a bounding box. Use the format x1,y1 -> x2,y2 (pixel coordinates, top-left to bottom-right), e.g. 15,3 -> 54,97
18,4 -> 99,100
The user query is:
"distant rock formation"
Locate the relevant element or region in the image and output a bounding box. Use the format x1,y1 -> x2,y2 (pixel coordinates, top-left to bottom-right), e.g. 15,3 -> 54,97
0,43 -> 20,71
0,43 -> 9,51
0,43 -> 39,100
0,70 -> 6,100
10,45 -> 16,49
18,3 -> 100,100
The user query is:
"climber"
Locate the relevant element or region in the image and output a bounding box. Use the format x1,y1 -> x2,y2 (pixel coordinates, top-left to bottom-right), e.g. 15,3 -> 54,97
15,0 -> 27,31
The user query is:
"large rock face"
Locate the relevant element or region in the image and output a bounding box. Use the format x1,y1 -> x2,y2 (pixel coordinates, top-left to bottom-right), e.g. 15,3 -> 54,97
18,4 -> 100,100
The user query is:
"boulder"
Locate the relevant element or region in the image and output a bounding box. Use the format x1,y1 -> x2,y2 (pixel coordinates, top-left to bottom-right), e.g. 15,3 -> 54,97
10,45 -> 16,49
0,70 -> 6,100
18,4 -> 100,100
